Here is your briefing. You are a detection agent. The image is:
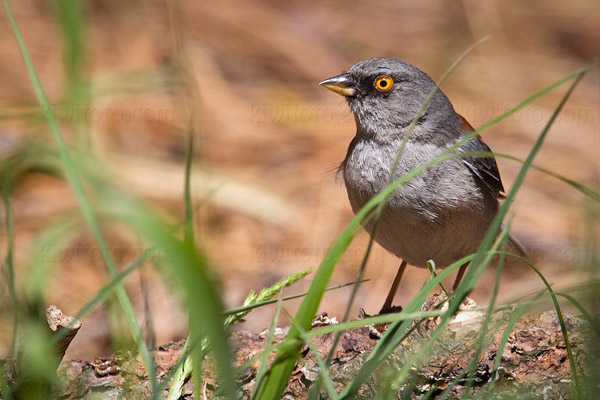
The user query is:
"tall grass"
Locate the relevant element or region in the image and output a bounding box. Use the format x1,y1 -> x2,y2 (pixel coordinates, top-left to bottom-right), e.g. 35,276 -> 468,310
256,59 -> 597,400
1,0 -> 598,399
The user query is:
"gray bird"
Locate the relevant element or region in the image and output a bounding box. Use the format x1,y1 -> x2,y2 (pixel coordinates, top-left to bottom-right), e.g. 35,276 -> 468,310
320,57 -> 518,314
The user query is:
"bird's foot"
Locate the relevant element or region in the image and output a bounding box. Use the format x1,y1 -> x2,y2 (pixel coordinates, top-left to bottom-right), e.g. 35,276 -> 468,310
358,305 -> 402,339
358,308 -> 384,338
378,304 -> 403,315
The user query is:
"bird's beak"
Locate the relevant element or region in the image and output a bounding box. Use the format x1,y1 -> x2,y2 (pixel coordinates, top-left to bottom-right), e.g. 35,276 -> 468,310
319,73 -> 357,97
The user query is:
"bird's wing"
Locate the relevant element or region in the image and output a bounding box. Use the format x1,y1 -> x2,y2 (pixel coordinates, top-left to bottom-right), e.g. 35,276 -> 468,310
457,115 -> 505,197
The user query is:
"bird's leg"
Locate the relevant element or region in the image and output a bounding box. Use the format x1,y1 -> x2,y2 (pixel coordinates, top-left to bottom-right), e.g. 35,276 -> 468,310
452,264 -> 468,291
379,260 -> 407,314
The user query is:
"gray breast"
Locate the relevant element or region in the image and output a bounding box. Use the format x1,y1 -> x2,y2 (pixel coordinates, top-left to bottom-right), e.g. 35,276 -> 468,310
343,139 -> 498,268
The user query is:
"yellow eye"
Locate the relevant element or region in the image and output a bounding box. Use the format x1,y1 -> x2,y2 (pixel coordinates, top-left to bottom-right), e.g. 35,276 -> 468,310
374,76 -> 394,91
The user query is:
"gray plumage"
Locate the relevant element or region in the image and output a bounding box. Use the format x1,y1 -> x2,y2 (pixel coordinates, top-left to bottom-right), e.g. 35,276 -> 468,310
321,57 -> 506,269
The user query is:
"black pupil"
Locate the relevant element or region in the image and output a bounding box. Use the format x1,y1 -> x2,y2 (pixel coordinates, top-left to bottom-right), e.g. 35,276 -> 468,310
380,79 -> 388,87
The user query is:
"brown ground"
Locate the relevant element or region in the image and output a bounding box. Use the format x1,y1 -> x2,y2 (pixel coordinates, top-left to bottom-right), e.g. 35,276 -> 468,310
0,0 -> 598,361
50,307 -> 587,399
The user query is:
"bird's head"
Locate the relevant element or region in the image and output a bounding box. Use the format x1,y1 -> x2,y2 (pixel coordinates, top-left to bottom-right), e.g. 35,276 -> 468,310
320,57 -> 460,142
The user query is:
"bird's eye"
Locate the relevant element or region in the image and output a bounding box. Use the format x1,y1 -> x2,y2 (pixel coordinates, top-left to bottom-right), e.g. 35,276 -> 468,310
374,76 -> 394,92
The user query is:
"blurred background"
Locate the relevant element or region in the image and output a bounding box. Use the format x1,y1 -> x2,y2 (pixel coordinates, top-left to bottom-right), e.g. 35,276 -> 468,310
0,0 -> 598,360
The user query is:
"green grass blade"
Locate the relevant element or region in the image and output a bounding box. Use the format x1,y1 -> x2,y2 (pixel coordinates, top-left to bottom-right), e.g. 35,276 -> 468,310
2,171 -> 18,355
225,267 -> 311,326
24,214 -> 82,303
74,250 -> 152,323
426,260 -> 450,296
368,228 -> 509,398
52,0 -> 90,149
283,309 -> 340,400
494,64 -> 597,395
474,62 -> 598,136
255,38 -> 491,400
160,338 -> 193,394
119,209 -> 239,399
463,220 -> 511,394
495,153 -> 600,202
253,207 -> 364,399
308,310 -> 443,337
444,60 -> 600,174
222,279 -> 363,316
554,292 -> 599,336
405,60 -> 591,397
254,135 -> 480,400
251,294 -> 285,400
401,60 -> 593,398
338,257 -> 478,397
167,263 -> 309,397
161,119 -> 197,398
454,62 -> 594,294
184,119 -> 195,247
254,153 -> 510,399
166,337 -> 192,400
488,291 -> 546,388
50,248 -> 152,347
257,54 -> 596,400
520,259 -> 581,394
306,295 -> 525,339
335,37 -> 489,332
181,117 -> 202,396
0,251 -> 153,396
3,0 -> 159,394
417,148 -> 600,203
52,0 -> 86,85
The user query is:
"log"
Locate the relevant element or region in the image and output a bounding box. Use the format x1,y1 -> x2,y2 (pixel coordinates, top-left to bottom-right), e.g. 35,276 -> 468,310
45,304 -> 590,399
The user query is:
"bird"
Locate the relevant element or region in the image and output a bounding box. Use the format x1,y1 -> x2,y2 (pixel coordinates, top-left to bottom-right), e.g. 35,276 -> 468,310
319,57 -> 521,314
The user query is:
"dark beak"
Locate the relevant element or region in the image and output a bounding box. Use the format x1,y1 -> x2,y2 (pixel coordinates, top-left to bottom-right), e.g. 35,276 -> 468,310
319,73 -> 357,97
